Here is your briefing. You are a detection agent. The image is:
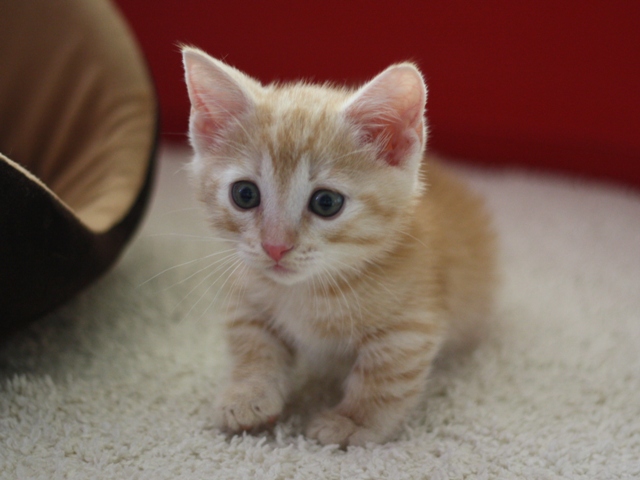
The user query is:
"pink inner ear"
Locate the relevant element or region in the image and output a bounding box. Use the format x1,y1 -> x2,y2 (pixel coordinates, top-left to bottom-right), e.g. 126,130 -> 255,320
188,74 -> 247,145
376,112 -> 424,167
184,51 -> 253,149
345,65 -> 426,167
189,104 -> 219,144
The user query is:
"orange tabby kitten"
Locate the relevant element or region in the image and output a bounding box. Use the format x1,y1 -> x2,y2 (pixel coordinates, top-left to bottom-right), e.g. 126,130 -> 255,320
182,47 -> 496,446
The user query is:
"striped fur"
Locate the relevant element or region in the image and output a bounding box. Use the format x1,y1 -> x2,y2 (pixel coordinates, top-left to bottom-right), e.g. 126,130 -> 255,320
183,47 -> 496,446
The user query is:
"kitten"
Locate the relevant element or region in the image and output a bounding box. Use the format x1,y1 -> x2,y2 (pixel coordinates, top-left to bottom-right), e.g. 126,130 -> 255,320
182,47 -> 496,447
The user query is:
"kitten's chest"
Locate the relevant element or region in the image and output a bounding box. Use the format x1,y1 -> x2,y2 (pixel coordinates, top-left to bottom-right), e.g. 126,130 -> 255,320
248,281 -> 362,352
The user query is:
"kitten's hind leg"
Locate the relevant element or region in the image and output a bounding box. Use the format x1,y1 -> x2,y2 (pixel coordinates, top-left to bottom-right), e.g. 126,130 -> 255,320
215,318 -> 295,432
306,320 -> 443,446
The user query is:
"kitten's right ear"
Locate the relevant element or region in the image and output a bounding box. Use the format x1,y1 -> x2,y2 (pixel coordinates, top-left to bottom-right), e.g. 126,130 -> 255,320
182,47 -> 257,152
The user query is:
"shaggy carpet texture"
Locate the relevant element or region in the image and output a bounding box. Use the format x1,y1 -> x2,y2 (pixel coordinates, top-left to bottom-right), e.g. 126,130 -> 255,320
1,146 -> 639,480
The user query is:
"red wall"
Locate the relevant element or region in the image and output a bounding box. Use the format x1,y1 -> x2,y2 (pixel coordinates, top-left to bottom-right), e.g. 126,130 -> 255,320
115,1 -> 640,189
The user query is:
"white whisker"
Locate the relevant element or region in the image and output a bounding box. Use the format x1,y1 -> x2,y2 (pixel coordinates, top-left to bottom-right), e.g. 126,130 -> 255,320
194,258 -> 246,326
334,268 -> 365,322
392,228 -> 430,249
185,258 -> 242,320
151,207 -> 201,217
175,255 -> 240,322
318,265 -> 356,350
138,248 -> 237,287
145,233 -> 235,243
332,258 -> 400,304
154,251 -> 239,294
223,261 -> 249,318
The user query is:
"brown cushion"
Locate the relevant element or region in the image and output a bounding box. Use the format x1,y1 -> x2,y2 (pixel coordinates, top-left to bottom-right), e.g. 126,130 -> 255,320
0,0 -> 158,332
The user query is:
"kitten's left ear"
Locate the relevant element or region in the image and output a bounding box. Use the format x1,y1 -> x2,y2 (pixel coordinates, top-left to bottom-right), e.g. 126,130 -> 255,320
344,63 -> 427,168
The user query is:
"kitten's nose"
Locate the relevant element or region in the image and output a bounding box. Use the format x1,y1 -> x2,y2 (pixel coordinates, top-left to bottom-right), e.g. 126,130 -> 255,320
262,243 -> 293,262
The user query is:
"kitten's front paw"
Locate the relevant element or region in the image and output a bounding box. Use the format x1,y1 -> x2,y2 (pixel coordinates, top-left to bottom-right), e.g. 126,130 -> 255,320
306,411 -> 383,447
214,379 -> 285,432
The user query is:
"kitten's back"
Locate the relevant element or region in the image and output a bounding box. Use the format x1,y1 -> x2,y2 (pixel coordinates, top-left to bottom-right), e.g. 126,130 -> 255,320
418,159 -> 497,352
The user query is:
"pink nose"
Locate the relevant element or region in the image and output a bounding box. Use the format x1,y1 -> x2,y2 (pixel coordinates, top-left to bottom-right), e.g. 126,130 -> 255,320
262,243 -> 293,262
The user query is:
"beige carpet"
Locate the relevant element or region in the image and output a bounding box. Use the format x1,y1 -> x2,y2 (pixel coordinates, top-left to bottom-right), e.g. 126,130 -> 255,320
1,145 -> 639,479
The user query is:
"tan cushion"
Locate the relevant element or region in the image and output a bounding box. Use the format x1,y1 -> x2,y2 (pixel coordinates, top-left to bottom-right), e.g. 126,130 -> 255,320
0,0 -> 155,232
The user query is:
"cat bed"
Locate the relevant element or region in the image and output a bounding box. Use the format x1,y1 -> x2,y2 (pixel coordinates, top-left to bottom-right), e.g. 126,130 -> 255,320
0,0 -> 158,332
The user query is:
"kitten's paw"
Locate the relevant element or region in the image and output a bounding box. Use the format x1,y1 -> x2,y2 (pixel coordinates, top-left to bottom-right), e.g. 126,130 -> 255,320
306,411 -> 382,447
306,411 -> 357,447
214,380 -> 285,432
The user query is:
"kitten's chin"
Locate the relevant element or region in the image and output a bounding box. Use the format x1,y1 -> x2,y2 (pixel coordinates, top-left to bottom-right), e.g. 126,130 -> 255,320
261,265 -> 307,286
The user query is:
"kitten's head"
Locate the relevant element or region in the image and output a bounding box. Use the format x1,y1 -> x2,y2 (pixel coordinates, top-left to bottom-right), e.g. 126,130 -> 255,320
182,47 -> 427,286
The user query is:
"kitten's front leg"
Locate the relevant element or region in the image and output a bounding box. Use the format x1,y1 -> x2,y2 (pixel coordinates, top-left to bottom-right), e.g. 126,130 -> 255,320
215,318 -> 294,432
307,320 -> 443,446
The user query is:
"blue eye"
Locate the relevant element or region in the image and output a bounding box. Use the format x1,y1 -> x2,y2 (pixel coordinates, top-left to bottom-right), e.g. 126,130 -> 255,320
309,189 -> 344,218
231,181 -> 260,209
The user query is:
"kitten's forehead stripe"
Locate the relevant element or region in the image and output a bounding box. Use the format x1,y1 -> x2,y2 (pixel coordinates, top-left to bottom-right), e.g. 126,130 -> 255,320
255,86 -> 355,191
269,108 -> 317,190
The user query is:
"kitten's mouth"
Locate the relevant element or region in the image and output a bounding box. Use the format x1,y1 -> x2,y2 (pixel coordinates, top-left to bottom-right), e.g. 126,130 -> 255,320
271,264 -> 293,274
265,263 -> 302,282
